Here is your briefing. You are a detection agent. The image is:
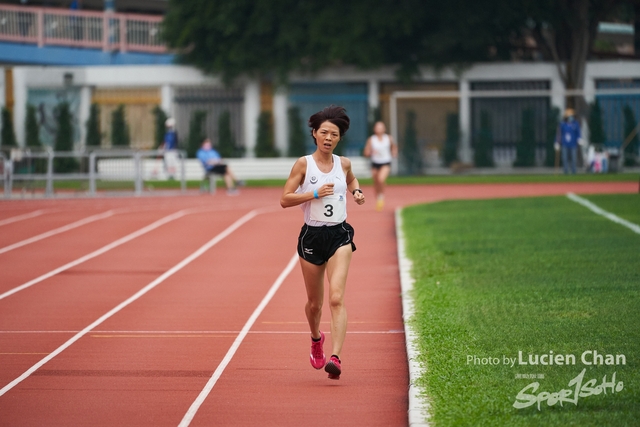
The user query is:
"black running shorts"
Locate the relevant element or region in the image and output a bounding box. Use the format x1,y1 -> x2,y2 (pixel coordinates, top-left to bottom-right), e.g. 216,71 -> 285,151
297,222 -> 356,265
371,161 -> 391,170
207,164 -> 228,175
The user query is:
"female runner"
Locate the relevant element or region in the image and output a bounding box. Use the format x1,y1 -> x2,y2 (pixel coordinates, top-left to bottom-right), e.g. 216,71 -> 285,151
363,121 -> 397,211
280,105 -> 365,379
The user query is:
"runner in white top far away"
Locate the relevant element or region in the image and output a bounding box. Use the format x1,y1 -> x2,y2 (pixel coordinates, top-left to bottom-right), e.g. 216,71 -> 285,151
363,121 -> 397,211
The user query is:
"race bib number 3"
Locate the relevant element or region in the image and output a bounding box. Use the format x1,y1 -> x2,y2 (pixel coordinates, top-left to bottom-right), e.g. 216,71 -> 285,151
310,195 -> 346,223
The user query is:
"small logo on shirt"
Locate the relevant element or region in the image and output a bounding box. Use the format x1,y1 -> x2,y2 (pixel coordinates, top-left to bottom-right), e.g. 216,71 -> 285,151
310,176 -> 318,184
339,195 -> 344,201
304,248 -> 313,254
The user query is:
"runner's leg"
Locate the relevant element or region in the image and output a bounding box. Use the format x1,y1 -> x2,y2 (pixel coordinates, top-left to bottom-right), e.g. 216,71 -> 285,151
300,258 -> 325,339
325,244 -> 352,357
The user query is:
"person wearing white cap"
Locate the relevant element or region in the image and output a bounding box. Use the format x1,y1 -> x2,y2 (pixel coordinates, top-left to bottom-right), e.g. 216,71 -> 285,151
161,118 -> 179,179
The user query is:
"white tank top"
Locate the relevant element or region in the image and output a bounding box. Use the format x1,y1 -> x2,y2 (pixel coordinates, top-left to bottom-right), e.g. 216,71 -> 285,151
370,134 -> 393,164
297,154 -> 348,226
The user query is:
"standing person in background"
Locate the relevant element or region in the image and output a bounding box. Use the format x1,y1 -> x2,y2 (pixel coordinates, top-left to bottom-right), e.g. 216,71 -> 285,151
555,108 -> 583,175
161,118 -> 179,180
280,105 -> 365,380
363,121 -> 397,211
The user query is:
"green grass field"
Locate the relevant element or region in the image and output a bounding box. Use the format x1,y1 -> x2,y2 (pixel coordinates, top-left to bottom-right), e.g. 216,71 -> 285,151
401,194 -> 639,426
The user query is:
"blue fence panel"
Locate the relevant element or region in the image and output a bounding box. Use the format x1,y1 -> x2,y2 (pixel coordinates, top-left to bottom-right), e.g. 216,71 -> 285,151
288,83 -> 369,156
596,79 -> 640,147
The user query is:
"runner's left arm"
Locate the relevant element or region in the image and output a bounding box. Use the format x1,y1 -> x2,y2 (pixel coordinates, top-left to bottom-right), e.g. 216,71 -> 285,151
343,157 -> 365,205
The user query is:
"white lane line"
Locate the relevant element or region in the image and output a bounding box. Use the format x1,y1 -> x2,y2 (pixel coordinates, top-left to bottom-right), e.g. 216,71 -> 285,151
0,210 -> 45,227
567,193 -> 640,235
0,209 -> 259,397
178,253 -> 298,427
396,208 -> 431,427
0,209 -> 190,301
0,210 -> 115,255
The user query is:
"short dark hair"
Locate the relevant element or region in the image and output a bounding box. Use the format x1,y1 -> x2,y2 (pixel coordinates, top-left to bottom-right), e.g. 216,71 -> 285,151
308,105 -> 350,142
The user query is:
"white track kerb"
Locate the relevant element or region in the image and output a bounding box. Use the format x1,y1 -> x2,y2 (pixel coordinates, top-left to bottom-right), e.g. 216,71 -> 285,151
395,208 -> 430,427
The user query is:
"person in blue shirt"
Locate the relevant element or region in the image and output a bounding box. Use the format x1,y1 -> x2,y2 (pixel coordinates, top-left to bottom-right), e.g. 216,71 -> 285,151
555,108 -> 582,174
161,118 -> 179,179
197,138 -> 240,194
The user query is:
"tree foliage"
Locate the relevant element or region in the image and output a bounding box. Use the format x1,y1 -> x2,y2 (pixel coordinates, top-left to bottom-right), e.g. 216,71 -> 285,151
187,110 -> 207,158
255,111 -> 279,158
85,103 -> 102,148
402,110 -> 422,174
544,106 -> 560,167
475,111 -> 495,168
111,105 -> 130,147
443,113 -> 460,166
623,104 -> 639,166
588,99 -> 606,145
152,106 -> 168,149
514,108 -> 536,167
287,106 -> 307,157
218,110 -> 241,158
54,101 -> 78,172
163,0 -> 628,91
1,108 -> 17,148
25,104 -> 41,148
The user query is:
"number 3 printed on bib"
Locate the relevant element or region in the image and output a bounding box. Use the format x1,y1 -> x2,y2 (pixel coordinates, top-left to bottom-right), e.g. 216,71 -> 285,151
310,195 -> 346,223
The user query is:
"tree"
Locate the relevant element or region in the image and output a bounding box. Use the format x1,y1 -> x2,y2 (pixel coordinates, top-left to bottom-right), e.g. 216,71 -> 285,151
152,106 -> 168,149
186,110 -> 206,158
588,99 -> 606,145
218,110 -> 239,158
255,111 -> 279,158
26,104 -> 47,173
111,104 -> 130,147
544,107 -> 560,167
287,106 -> 307,157
163,0 -> 518,83
163,1 -> 628,111
514,108 -> 536,167
1,108 -> 17,148
25,104 -> 41,148
85,103 -> 101,148
54,101 -> 78,172
368,107 -> 382,137
443,113 -> 459,166
623,104 -> 639,166
402,110 -> 422,174
474,111 -> 494,167
520,1 -> 627,115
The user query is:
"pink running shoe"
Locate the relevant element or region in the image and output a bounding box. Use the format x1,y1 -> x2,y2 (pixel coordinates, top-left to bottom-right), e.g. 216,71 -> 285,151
325,355 -> 341,380
310,331 -> 326,369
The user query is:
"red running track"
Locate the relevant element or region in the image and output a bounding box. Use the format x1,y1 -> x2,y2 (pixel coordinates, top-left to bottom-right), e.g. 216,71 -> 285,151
0,182 -> 635,426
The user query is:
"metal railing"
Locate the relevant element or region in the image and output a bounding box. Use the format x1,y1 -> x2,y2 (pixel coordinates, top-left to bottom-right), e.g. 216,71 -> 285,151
2,149 -> 186,198
0,4 -> 166,53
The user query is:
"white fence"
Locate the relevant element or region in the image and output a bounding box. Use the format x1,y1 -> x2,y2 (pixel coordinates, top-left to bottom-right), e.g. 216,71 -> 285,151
3,149 -> 187,198
1,149 -> 371,198
97,156 -> 371,181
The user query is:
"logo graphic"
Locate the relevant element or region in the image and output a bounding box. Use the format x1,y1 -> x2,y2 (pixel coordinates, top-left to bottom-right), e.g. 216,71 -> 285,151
339,195 -> 344,201
304,248 -> 313,254
310,176 -> 318,184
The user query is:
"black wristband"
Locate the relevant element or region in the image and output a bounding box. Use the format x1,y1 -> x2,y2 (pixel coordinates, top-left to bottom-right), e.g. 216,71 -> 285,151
352,189 -> 363,195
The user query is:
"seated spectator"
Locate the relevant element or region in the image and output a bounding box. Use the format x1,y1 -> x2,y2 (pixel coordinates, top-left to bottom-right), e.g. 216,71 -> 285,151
196,138 -> 240,195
